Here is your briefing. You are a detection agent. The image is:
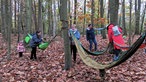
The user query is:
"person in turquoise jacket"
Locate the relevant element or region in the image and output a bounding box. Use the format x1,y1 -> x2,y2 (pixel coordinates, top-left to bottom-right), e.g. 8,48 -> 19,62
69,24 -> 80,63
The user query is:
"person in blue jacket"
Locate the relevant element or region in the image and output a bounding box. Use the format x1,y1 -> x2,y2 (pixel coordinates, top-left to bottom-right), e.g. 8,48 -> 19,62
69,24 -> 80,63
86,24 -> 97,51
30,31 -> 42,60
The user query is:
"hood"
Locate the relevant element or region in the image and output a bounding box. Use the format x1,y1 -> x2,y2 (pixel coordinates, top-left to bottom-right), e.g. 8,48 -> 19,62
107,24 -> 114,30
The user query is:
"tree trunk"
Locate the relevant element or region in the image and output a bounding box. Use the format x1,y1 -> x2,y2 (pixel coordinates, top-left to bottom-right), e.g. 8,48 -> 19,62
122,0 -> 127,35
48,0 -> 53,36
32,1 -> 38,31
14,0 -> 17,35
68,0 -> 72,28
1,0 -> 7,40
6,0 -> 12,60
38,0 -> 43,37
25,0 -> 32,35
60,0 -> 72,70
140,2 -> 146,33
135,0 -> 141,34
83,0 -> 86,35
53,0 -> 57,36
99,0 -> 106,39
91,0 -> 95,27
129,0 -> 132,45
109,0 -> 119,25
74,0 -> 77,24
20,0 -> 25,34
17,0 -> 21,42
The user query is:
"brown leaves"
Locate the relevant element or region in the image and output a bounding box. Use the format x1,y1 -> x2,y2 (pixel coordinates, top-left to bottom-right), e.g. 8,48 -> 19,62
0,35 -> 146,81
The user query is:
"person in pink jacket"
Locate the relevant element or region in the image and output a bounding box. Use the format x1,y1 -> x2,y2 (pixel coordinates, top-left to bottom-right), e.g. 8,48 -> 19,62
17,41 -> 25,57
107,23 -> 125,61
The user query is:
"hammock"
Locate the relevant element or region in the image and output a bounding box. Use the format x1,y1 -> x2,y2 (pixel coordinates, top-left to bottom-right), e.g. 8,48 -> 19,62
81,45 -> 109,56
24,33 -> 32,44
82,37 -> 146,56
24,33 -> 49,50
71,32 -> 146,70
113,40 -> 146,50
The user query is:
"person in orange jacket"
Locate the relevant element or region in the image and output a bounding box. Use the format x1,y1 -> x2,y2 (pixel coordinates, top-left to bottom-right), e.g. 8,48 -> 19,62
107,23 -> 125,61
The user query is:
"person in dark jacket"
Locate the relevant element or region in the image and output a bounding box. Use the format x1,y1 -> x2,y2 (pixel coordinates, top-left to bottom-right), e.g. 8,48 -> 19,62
30,31 -> 42,60
86,24 -> 97,51
69,24 -> 80,63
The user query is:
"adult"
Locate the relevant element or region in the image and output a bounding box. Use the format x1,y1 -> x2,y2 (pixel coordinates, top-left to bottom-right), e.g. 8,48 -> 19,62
107,24 -> 125,61
30,31 -> 43,60
86,24 -> 97,51
69,25 -> 80,63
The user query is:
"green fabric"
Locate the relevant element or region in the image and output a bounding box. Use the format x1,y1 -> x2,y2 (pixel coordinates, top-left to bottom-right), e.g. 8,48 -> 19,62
24,33 -> 50,50
38,42 -> 49,50
24,34 -> 32,44
24,36 -> 30,44
71,32 -> 146,70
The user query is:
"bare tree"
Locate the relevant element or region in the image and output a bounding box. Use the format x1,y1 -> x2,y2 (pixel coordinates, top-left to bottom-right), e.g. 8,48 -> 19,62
91,0 -> 95,26
109,0 -> 119,25
135,0 -> 141,34
60,0 -> 72,70
122,0 -> 127,35
74,0 -> 77,24
99,0 -> 106,39
129,0 -> 132,45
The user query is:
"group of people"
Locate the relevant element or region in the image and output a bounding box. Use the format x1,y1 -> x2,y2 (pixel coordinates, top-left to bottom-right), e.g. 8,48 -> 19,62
17,31 -> 43,60
16,23 -> 125,62
69,23 -> 125,62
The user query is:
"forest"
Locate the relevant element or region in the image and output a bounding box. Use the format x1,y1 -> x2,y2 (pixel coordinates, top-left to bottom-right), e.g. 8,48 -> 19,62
0,0 -> 146,81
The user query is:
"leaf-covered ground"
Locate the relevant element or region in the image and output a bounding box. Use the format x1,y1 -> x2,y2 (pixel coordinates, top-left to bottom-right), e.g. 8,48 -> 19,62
0,34 -> 146,82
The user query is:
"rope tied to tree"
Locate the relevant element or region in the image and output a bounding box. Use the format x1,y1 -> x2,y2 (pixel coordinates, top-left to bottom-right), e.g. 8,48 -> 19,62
48,26 -> 69,44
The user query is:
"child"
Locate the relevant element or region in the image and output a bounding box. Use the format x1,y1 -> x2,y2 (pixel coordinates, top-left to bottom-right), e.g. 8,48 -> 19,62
17,41 -> 25,57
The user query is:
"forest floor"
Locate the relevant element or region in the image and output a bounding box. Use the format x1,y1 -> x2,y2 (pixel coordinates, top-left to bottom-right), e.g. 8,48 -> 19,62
0,34 -> 146,82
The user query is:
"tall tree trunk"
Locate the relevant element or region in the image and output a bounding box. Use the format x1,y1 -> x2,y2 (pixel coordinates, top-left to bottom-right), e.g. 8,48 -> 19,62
20,0 -> 25,34
135,0 -> 141,34
107,1 -> 110,24
83,0 -> 86,35
91,0 -> 95,27
6,0 -> 12,60
38,0 -> 43,36
60,0 -> 72,70
1,0 -> 7,40
32,1 -> 38,31
99,0 -> 106,39
109,0 -> 119,25
14,0 -> 17,35
25,0 -> 32,35
140,2 -> 146,33
122,0 -> 127,35
53,0 -> 57,36
48,0 -> 53,36
129,0 -> 132,45
68,0 -> 72,28
74,0 -> 77,24
17,0 -> 21,42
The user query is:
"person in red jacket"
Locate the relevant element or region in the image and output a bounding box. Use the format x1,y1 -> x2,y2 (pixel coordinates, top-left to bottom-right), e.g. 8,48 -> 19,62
107,23 -> 125,61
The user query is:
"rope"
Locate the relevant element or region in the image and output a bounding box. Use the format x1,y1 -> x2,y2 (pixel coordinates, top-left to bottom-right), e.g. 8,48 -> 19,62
48,27 -> 68,43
